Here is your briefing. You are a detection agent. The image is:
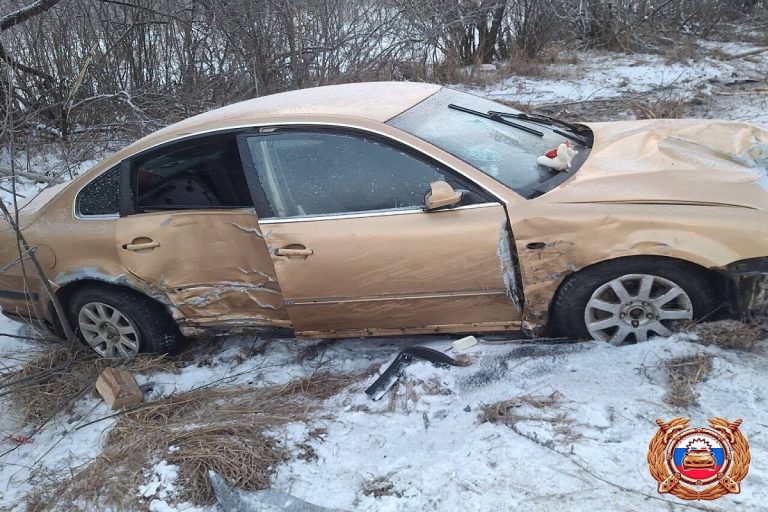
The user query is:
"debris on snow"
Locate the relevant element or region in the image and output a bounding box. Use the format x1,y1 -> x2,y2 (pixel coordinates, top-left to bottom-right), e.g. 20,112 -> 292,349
95,367 -> 143,410
451,335 -> 478,352
365,346 -> 459,401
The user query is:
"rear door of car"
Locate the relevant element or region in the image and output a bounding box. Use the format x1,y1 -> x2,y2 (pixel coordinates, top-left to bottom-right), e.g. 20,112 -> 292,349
238,127 -> 521,337
114,131 -> 290,332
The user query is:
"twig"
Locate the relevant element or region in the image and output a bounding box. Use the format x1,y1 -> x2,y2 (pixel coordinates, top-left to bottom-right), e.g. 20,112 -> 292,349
0,383 -> 90,458
0,183 -> 25,197
0,331 -> 51,341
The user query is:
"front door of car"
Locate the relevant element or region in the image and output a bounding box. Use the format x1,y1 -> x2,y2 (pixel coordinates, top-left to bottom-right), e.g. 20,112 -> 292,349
238,128 -> 522,337
115,132 -> 291,332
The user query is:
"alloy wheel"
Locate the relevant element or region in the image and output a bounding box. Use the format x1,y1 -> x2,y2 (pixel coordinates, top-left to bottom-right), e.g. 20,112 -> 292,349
77,301 -> 141,357
584,274 -> 693,345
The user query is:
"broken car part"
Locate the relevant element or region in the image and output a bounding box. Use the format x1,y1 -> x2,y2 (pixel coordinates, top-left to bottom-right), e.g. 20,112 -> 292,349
365,346 -> 459,401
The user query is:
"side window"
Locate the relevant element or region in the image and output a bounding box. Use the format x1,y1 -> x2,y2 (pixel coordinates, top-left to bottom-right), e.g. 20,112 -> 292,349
76,165 -> 120,217
134,133 -> 252,212
244,131 -> 459,218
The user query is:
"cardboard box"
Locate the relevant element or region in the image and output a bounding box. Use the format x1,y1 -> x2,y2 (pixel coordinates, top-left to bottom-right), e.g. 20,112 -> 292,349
95,367 -> 143,410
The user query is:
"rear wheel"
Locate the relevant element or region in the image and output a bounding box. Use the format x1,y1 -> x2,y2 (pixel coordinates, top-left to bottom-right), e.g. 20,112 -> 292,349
69,284 -> 183,357
552,259 -> 717,345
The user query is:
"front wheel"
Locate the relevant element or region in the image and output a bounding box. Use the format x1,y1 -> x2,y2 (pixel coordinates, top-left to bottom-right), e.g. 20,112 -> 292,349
68,284 -> 183,357
552,259 -> 717,345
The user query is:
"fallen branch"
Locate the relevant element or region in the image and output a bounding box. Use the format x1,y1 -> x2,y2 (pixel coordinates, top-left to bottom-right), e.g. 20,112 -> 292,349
538,83 -> 683,109
0,166 -> 57,183
726,47 -> 768,60
717,89 -> 768,96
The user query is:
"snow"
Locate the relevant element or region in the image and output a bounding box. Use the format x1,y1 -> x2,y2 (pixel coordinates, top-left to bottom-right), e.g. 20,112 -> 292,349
1,34 -> 768,511
271,336 -> 768,511
0,148 -> 102,207
139,460 -> 181,500
2,329 -> 766,511
460,40 -> 768,128
138,460 -> 207,512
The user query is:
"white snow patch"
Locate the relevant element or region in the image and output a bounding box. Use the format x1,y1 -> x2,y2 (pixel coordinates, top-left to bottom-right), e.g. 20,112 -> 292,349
137,459 -> 206,511
461,44 -> 768,128
271,337 -> 768,511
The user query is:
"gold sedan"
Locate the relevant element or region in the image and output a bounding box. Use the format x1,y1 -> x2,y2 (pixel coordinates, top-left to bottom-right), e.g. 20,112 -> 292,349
2,82 -> 767,357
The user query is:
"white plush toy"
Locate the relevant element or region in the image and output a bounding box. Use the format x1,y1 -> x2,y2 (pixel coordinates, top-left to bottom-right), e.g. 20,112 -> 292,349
537,141 -> 578,171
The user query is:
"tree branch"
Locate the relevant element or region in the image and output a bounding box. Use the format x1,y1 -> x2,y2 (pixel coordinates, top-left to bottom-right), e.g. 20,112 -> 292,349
0,0 -> 63,32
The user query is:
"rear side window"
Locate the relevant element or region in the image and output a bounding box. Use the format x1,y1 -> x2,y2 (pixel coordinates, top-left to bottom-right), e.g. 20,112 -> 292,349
134,134 -> 252,212
76,166 -> 120,217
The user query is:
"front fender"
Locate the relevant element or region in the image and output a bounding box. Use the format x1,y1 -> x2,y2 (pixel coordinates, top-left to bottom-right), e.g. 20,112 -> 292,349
508,203 -> 768,331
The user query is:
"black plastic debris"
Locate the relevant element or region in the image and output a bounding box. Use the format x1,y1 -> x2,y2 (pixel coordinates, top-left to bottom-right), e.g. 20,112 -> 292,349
365,346 -> 459,401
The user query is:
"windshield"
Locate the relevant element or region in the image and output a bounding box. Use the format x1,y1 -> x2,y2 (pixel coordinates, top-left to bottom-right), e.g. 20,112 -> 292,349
388,88 -> 588,194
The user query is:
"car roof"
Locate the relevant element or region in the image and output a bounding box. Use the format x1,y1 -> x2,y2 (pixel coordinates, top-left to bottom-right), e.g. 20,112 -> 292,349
180,81 -> 439,125
146,81 -> 441,142
58,81 -> 442,194
96,81 -> 441,169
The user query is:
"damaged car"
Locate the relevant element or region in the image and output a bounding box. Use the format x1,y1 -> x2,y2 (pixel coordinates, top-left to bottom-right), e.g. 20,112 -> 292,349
2,82 -> 768,357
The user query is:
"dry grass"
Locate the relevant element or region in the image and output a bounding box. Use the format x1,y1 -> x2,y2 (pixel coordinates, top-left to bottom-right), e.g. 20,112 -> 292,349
360,473 -> 402,499
479,391 -> 581,444
661,36 -> 701,64
663,354 -> 713,407
29,371 -> 363,510
293,339 -> 338,363
630,95 -> 687,119
479,391 -> 561,424
385,374 -> 452,412
495,98 -> 537,113
441,47 -> 576,88
688,319 -> 766,351
0,346 -> 181,425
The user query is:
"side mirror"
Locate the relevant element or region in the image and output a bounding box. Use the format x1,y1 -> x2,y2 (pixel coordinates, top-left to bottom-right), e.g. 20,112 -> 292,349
424,181 -> 463,211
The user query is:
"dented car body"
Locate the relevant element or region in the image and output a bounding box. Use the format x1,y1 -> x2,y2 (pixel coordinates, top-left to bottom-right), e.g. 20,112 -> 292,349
2,82 -> 768,355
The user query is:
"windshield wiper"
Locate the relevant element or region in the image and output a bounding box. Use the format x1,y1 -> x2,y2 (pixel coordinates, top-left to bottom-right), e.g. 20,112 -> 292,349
488,110 -> 591,147
448,104 -> 544,137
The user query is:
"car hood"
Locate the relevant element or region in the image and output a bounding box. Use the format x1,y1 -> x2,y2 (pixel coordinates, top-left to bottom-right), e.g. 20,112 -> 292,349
543,119 -> 768,209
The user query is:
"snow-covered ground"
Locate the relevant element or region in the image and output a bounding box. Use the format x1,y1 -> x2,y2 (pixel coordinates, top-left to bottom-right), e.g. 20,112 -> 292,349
2,36 -> 768,511
273,336 -> 768,512
462,39 -> 768,128
1,323 -> 766,511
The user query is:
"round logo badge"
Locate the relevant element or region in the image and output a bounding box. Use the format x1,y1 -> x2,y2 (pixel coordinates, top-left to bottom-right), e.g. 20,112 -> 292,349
667,429 -> 730,485
648,417 -> 750,501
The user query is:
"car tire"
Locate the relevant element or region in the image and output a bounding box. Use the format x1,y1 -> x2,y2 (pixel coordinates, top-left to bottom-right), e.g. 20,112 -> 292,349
552,258 -> 718,345
68,284 -> 183,357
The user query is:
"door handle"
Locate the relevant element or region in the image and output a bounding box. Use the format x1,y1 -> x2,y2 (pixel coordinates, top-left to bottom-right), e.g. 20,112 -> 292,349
275,247 -> 313,258
122,240 -> 160,251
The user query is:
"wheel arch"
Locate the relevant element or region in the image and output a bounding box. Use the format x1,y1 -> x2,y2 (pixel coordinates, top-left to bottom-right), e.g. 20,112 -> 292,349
547,255 -> 732,331
49,277 -> 182,338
